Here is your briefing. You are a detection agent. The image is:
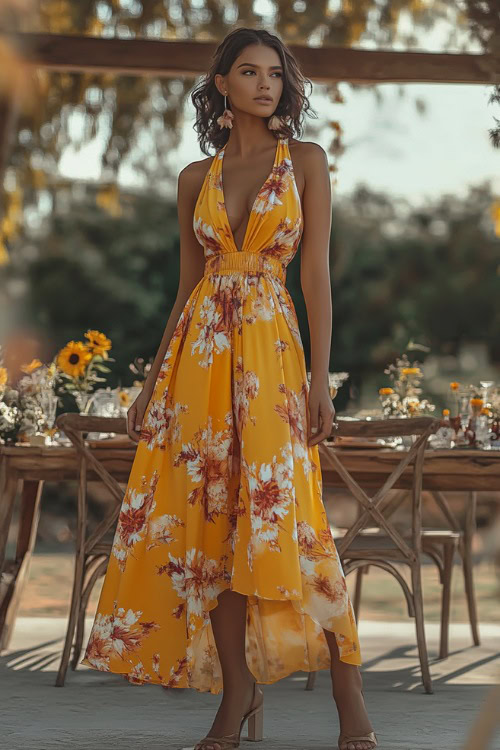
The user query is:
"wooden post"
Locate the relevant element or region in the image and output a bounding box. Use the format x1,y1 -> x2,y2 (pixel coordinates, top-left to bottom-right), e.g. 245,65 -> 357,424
0,94 -> 17,189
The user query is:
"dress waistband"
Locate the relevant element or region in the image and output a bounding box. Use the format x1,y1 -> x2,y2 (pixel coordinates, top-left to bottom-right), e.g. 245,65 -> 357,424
204,252 -> 286,283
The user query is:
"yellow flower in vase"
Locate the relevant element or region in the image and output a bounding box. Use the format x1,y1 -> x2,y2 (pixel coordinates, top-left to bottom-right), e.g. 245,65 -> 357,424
470,397 -> 484,416
401,367 -> 422,377
20,358 -> 43,374
57,341 -> 92,378
0,366 -> 7,388
407,399 -> 420,415
84,330 -> 112,359
117,389 -> 130,407
379,387 -> 394,396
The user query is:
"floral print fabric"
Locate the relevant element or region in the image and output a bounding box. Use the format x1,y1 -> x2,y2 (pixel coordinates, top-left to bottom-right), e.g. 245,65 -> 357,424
81,135 -> 361,694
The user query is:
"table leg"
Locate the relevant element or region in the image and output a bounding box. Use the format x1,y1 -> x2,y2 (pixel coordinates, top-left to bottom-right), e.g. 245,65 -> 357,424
0,479 -> 44,651
0,457 -> 19,575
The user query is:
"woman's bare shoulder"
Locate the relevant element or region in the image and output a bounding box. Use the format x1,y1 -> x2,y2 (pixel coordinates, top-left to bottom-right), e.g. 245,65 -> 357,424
179,154 -> 216,200
287,139 -> 328,194
288,138 -> 327,162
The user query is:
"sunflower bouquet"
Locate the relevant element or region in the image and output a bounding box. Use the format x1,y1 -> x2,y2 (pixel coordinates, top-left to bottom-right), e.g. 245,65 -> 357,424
56,330 -> 114,413
379,353 -> 436,418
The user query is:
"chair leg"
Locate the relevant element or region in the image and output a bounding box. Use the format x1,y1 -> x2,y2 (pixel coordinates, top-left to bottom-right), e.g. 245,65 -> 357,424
461,491 -> 481,647
55,551 -> 84,686
305,671 -> 316,690
56,452 -> 87,687
438,542 -> 456,660
353,565 -> 368,623
71,573 -> 89,671
71,555 -> 107,670
411,560 -> 433,694
461,539 -> 481,647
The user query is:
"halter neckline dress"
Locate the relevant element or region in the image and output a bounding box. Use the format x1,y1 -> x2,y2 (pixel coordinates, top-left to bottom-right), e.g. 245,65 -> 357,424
81,135 -> 361,694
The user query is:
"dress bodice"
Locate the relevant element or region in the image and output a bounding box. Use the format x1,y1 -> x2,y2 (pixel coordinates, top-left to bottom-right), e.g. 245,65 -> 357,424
193,136 -> 303,279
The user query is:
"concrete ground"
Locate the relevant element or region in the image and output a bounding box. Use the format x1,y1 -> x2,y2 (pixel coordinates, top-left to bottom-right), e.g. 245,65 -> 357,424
1,618 -> 499,750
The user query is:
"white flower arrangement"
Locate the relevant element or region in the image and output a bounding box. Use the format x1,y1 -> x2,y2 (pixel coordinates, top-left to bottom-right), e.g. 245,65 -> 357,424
379,353 -> 436,418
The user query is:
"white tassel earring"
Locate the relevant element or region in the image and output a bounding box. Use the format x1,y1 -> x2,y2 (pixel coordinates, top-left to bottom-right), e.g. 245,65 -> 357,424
268,114 -> 286,131
216,92 -> 234,130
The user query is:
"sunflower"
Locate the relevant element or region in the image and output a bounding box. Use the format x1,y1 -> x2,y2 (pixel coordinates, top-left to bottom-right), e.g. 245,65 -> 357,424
84,329 -> 112,359
57,341 -> 92,378
449,381 -> 460,391
20,358 -> 43,374
0,366 -> 7,387
379,387 -> 394,395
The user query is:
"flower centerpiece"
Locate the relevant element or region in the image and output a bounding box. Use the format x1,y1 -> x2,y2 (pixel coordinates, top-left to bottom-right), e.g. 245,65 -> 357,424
378,353 -> 436,418
56,330 -> 114,413
0,349 -> 46,444
447,381 -> 498,448
489,386 -> 500,446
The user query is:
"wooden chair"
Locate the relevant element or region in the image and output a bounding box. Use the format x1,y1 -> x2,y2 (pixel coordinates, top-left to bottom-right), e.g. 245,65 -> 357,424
309,416 -> 442,694
350,488 -> 479,660
54,412 -> 130,687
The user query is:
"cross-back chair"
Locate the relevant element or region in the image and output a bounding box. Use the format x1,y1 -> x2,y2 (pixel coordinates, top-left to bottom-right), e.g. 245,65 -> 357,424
54,412 -> 130,687
310,416 -> 442,694
349,488 -> 479,661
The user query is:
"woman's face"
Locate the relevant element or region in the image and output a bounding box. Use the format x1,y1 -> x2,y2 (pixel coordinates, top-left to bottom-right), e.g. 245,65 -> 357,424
216,43 -> 284,117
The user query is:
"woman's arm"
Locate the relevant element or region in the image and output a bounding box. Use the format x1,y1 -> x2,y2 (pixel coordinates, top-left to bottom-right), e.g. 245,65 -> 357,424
127,159 -> 209,441
299,142 -> 336,446
140,161 -> 208,399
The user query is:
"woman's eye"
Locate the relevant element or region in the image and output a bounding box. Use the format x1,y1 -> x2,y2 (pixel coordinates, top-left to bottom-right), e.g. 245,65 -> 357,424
242,70 -> 282,77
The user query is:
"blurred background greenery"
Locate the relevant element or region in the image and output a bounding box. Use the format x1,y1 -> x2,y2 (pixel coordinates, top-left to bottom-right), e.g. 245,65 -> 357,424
2,181 -> 499,415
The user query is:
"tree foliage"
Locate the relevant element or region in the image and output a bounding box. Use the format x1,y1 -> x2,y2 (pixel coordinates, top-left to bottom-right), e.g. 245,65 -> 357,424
1,0 -> 499,261
328,182 -> 500,377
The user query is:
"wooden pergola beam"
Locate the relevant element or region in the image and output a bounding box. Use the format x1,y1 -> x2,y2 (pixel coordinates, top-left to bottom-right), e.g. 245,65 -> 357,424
2,31 -> 499,85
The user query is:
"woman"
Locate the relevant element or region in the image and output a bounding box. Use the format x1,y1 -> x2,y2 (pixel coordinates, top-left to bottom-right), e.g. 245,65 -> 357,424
81,27 -> 377,750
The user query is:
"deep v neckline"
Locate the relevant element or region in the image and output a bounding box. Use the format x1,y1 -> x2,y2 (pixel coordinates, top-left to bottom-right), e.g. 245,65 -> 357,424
219,136 -> 282,253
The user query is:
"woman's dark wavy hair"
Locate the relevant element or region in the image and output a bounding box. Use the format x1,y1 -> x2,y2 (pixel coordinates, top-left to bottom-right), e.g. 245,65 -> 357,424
191,27 -> 317,155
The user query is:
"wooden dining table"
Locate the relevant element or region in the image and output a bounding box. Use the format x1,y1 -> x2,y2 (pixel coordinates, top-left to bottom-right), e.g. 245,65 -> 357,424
1,437 -> 499,651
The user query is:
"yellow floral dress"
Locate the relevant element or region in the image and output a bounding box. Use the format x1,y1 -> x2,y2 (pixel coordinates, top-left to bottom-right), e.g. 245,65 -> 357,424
81,135 -> 361,693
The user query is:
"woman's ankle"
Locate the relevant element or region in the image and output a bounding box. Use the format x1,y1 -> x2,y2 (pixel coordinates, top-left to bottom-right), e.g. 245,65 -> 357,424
221,668 -> 255,692
330,664 -> 363,696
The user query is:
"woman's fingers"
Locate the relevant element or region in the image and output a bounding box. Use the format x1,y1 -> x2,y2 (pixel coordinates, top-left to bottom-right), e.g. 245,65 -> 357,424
308,397 -> 336,446
127,404 -> 141,443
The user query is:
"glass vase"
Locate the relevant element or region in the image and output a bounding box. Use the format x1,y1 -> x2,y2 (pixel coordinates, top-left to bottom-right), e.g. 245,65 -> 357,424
75,390 -> 94,415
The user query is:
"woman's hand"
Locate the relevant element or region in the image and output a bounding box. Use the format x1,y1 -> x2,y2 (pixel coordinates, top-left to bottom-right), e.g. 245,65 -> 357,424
307,381 -> 336,447
126,389 -> 153,443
